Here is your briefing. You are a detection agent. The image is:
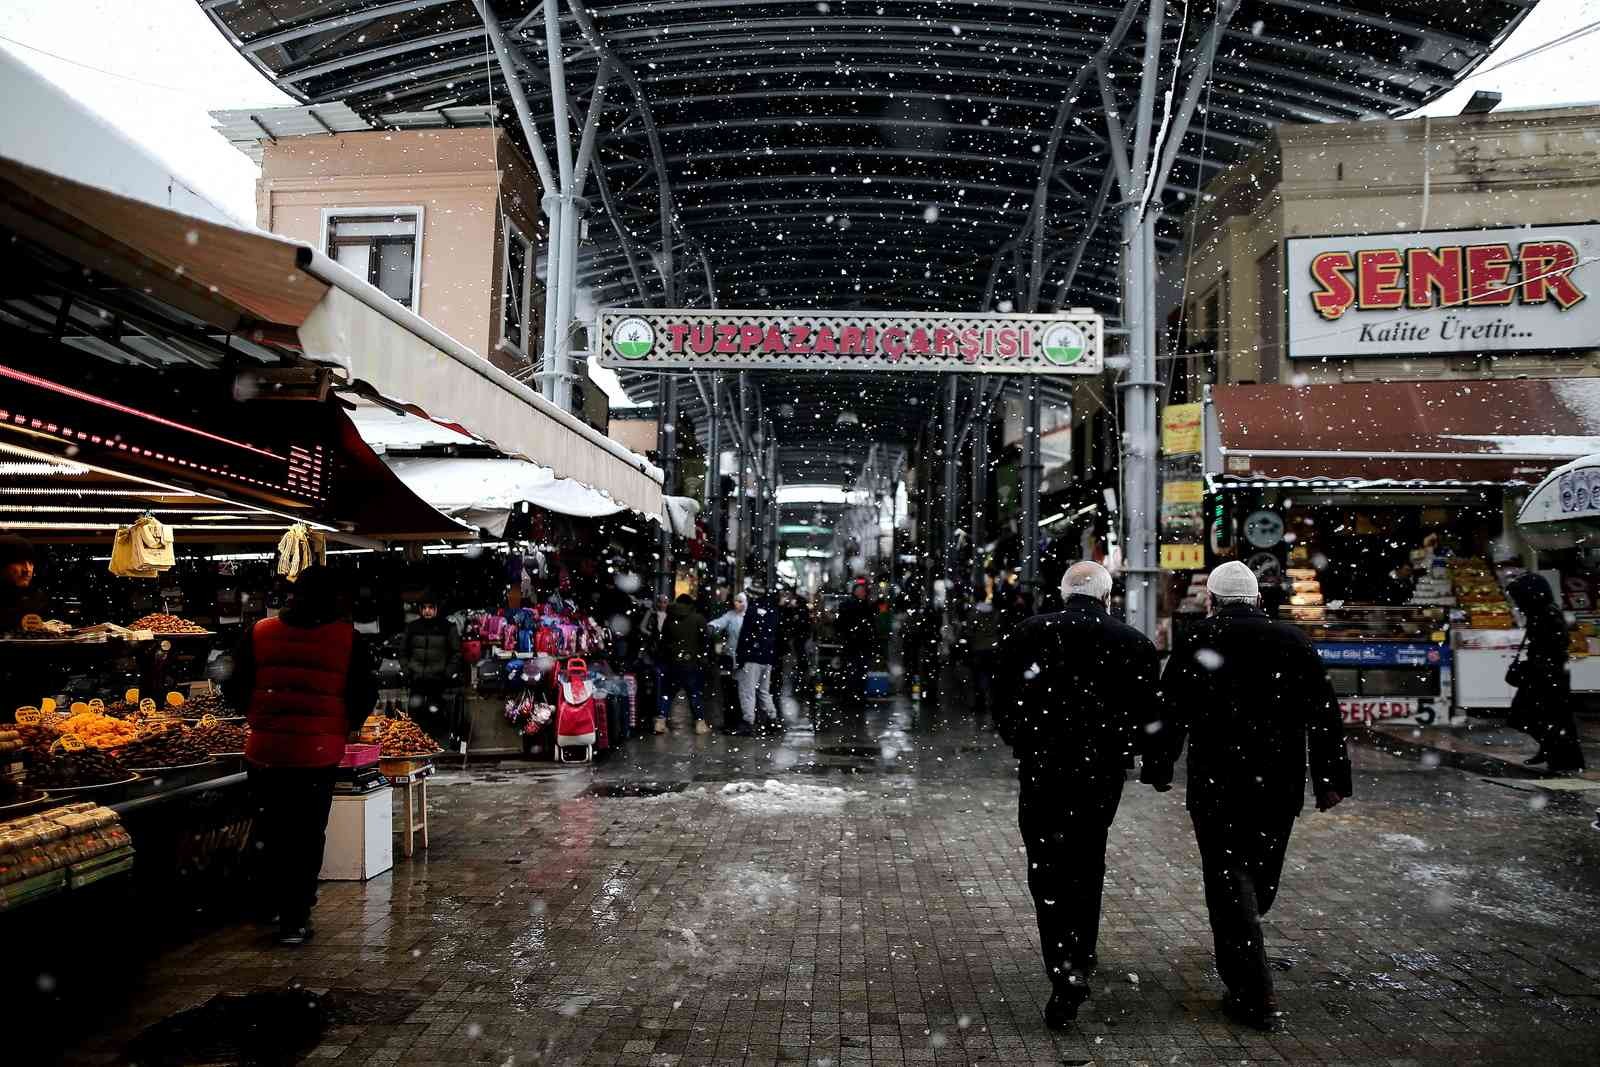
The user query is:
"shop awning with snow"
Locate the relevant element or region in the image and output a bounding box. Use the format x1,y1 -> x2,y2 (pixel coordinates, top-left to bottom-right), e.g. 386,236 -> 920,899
1207,380 -> 1600,488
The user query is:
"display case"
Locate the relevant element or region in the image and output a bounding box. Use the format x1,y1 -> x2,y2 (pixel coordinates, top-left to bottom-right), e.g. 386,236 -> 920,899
1288,605 -> 1453,726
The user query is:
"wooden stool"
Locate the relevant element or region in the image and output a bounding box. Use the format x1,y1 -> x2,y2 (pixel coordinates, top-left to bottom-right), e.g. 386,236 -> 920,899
380,759 -> 433,858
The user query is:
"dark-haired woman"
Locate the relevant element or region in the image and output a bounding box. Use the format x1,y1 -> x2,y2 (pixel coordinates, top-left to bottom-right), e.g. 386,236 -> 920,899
1506,573 -> 1585,774
227,567 -> 377,944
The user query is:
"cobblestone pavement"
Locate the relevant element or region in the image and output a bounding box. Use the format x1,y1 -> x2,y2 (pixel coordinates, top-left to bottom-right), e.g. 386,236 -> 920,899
59,695 -> 1600,1066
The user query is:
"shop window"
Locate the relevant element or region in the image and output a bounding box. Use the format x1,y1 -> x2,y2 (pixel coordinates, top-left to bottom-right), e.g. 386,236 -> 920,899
501,217 -> 536,358
324,209 -> 421,309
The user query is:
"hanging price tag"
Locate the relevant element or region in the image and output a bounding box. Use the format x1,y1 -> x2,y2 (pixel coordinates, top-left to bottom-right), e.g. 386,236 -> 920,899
89,698 -> 106,712
51,733 -> 86,754
14,707 -> 42,726
198,714 -> 219,728
138,698 -> 157,717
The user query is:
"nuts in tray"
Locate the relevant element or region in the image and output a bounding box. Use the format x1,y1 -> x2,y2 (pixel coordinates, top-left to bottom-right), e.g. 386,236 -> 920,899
28,747 -> 131,788
191,721 -> 248,754
110,728 -> 210,769
378,716 -> 441,757
127,613 -> 209,635
0,728 -> 20,758
181,691 -> 233,718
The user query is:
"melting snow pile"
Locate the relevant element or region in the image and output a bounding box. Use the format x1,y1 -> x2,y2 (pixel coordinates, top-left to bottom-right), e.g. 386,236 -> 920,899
718,779 -> 859,813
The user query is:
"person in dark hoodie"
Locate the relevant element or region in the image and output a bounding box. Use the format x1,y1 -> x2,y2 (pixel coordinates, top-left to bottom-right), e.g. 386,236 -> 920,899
401,590 -> 463,743
1506,572 -> 1585,773
0,534 -> 44,633
227,566 -> 377,945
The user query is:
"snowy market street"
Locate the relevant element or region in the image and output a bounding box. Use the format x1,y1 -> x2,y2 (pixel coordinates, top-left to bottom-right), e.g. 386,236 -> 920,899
53,697 -> 1600,1067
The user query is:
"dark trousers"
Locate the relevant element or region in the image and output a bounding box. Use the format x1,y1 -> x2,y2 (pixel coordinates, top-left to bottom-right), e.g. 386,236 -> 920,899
1191,811 -> 1296,1007
247,765 -> 337,930
658,662 -> 706,722
1019,780 -> 1124,982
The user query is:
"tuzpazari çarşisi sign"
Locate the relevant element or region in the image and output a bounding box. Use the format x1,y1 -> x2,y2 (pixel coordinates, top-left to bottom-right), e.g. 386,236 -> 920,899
1285,223 -> 1599,360
595,308 -> 1103,374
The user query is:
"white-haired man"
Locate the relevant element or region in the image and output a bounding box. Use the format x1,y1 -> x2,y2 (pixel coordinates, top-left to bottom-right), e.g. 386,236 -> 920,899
1143,560 -> 1351,1030
996,560 -> 1161,1029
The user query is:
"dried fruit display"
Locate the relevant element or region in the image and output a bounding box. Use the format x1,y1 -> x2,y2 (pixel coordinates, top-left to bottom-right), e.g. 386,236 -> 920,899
18,724 -> 61,758
378,716 -> 440,757
58,713 -> 140,749
0,728 -> 20,758
182,691 -> 233,718
111,729 -> 210,769
28,747 -> 131,788
127,613 -> 210,635
191,721 -> 248,754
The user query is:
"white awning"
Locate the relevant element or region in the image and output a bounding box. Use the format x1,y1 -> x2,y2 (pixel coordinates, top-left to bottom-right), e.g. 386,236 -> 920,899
663,495 -> 701,538
384,457 -> 624,536
1516,453 -> 1600,551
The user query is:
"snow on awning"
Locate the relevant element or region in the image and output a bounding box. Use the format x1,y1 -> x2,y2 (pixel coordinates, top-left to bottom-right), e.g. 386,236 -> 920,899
1209,380 -> 1600,486
384,457 -> 623,537
1516,453 -> 1600,551
663,496 -> 700,538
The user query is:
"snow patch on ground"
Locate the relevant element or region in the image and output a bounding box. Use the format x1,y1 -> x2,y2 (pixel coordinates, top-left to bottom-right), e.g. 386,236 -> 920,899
1377,832 -> 1430,852
631,778 -> 861,814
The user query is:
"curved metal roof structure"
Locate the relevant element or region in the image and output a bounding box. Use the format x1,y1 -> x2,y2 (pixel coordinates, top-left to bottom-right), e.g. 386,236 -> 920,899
200,0 -> 1532,484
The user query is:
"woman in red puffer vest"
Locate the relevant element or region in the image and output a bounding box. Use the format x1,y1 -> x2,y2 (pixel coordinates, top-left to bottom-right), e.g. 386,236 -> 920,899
226,566 -> 376,945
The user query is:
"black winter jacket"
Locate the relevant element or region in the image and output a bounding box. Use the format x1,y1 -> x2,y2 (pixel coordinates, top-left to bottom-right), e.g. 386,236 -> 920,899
736,595 -> 781,666
997,595 -> 1162,823
402,616 -> 462,686
1144,603 -> 1352,817
661,599 -> 710,663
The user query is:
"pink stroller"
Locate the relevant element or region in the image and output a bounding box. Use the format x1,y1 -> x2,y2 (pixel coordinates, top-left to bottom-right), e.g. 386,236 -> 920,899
555,658 -> 599,763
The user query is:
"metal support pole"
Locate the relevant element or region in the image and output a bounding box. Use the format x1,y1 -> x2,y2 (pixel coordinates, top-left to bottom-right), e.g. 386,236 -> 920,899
1120,208 -> 1160,637
552,194 -> 582,410
705,374 -> 722,587
538,196 -> 563,401
1020,376 -> 1043,598
970,384 -> 991,595
765,417 -> 779,590
940,375 -> 960,589
735,372 -> 751,589
656,373 -> 679,598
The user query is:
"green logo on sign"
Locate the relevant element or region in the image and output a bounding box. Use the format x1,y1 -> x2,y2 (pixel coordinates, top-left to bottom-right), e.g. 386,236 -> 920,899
1041,322 -> 1086,366
612,317 -> 655,360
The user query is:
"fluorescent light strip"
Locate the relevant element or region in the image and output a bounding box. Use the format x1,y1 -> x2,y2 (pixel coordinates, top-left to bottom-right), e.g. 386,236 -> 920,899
2,521 -> 293,531
0,505 -> 260,515
0,440 -> 336,533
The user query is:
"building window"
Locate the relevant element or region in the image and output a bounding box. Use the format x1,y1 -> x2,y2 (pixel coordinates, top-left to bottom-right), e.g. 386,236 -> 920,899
324,209 -> 421,309
501,217 -> 536,358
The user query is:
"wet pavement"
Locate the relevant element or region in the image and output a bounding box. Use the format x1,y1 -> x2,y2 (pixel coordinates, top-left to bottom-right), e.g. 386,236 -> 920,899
55,691 -> 1600,1066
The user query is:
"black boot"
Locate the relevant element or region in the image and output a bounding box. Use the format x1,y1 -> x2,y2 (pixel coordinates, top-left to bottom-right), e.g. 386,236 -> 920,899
1221,991 -> 1279,1031
1044,973 -> 1090,1030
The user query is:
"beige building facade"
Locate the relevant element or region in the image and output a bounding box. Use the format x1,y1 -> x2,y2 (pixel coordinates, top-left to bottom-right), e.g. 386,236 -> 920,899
253,126 -> 543,375
1178,105 -> 1600,388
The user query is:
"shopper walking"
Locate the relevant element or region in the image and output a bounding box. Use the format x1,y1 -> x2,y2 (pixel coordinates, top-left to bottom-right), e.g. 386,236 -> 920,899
401,590 -> 462,745
227,566 -> 377,946
966,592 -> 1002,720
736,585 -> 783,734
836,578 -> 879,712
1143,560 -> 1352,1030
639,593 -> 671,734
1506,573 -> 1586,773
996,561 -> 1161,1028
659,593 -> 712,734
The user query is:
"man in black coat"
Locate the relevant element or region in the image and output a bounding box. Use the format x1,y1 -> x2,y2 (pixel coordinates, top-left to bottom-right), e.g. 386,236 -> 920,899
835,578 -> 879,711
997,561 -> 1161,1029
402,591 -> 462,742
1143,560 -> 1352,1030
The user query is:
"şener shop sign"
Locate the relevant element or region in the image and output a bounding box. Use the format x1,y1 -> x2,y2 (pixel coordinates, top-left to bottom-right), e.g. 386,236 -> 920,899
596,308 -> 1104,374
1285,223 -> 1600,360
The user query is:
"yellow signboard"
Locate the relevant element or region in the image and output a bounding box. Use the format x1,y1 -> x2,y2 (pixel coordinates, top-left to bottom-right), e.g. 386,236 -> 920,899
1164,480 -> 1203,505
1161,543 -> 1205,570
1162,402 -> 1203,455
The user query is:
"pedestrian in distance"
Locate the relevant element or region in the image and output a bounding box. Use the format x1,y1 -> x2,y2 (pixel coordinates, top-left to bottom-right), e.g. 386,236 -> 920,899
659,593 -> 712,734
1143,560 -> 1352,1031
995,560 -> 1162,1029
639,593 -> 671,734
835,577 -> 879,712
1506,572 -> 1586,773
735,584 -> 783,734
401,589 -> 462,746
226,566 -> 378,946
